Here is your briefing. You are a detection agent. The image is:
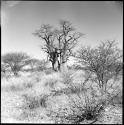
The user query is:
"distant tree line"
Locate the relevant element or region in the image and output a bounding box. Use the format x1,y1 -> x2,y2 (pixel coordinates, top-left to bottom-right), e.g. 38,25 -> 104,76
1,52 -> 48,76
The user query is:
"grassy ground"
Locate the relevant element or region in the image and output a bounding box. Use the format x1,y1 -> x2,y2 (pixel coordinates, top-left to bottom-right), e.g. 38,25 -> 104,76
1,70 -> 122,123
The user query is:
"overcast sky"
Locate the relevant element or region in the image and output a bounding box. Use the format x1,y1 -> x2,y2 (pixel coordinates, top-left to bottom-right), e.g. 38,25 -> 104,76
1,1 -> 123,60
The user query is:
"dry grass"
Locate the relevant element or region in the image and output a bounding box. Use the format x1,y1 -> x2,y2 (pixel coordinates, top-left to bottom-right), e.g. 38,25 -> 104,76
1,69 -> 122,123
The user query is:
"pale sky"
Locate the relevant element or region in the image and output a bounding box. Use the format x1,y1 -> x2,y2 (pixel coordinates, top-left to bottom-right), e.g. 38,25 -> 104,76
1,1 -> 123,62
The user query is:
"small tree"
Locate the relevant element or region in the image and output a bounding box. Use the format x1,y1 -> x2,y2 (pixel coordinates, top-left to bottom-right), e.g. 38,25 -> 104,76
33,20 -> 83,71
75,40 -> 122,94
2,52 -> 31,76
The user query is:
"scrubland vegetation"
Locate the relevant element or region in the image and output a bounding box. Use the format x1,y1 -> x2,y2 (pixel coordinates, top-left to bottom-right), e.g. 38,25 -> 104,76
1,20 -> 122,124
1,59 -> 122,123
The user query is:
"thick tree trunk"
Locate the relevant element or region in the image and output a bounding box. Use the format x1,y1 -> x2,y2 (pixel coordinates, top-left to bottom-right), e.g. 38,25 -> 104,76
52,61 -> 59,71
52,62 -> 55,71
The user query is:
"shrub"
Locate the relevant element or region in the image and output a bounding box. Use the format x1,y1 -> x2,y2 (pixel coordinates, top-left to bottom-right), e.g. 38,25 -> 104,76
39,94 -> 49,108
23,82 -> 34,89
21,93 -> 50,111
44,79 -> 58,90
76,40 -> 122,94
5,82 -> 33,92
46,81 -> 107,124
44,68 -> 53,75
21,94 -> 40,110
9,84 -> 24,91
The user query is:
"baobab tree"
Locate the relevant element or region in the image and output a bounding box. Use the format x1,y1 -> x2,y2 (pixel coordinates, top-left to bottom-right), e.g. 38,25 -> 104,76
33,20 -> 83,71
33,24 -> 56,70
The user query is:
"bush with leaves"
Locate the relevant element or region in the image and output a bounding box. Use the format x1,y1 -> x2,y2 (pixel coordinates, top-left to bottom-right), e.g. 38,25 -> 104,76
2,52 -> 31,76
